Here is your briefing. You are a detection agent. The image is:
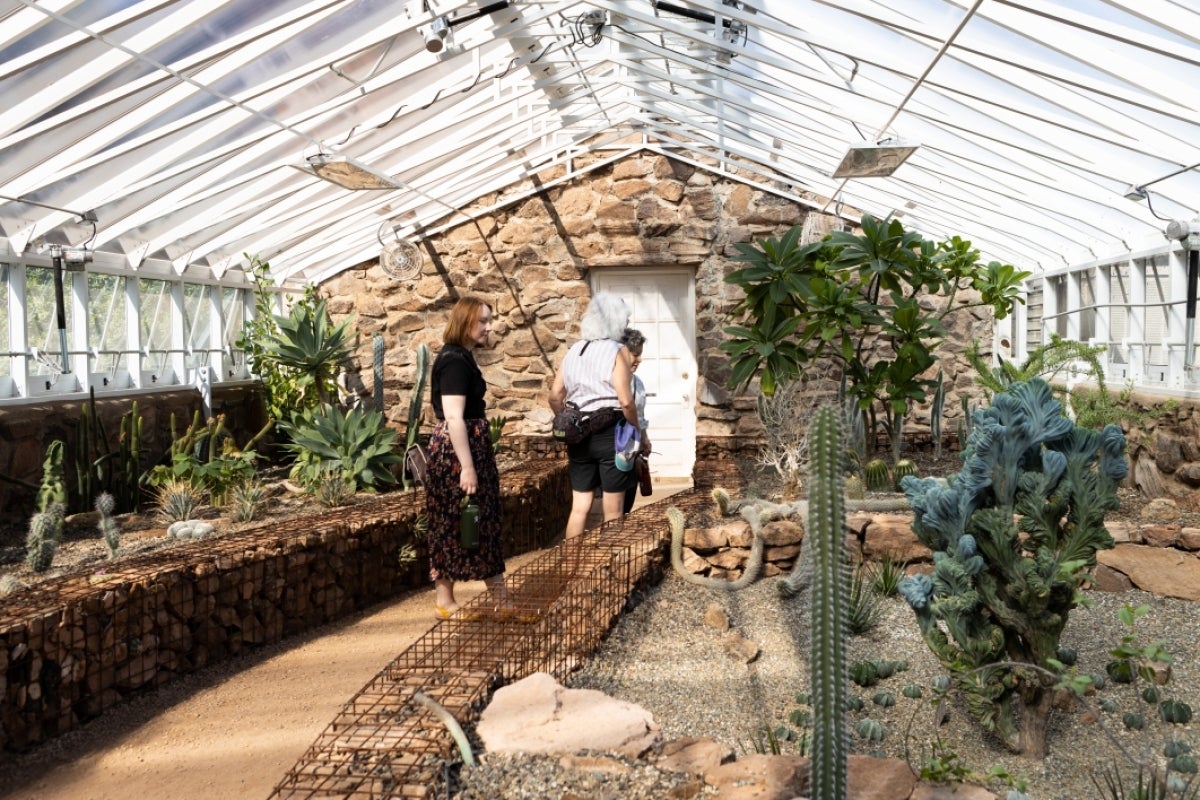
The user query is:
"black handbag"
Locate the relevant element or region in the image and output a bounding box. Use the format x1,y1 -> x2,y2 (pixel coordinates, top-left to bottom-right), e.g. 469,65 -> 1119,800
552,402 -> 587,444
552,403 -> 619,445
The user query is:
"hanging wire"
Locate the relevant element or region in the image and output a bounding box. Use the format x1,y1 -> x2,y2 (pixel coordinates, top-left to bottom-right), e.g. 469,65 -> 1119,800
1141,189 -> 1175,223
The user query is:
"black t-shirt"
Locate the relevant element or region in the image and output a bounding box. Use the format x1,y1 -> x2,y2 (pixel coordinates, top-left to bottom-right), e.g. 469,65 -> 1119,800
431,344 -> 487,420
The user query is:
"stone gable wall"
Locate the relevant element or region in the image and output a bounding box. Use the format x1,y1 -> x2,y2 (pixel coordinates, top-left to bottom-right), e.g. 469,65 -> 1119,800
322,151 -> 993,443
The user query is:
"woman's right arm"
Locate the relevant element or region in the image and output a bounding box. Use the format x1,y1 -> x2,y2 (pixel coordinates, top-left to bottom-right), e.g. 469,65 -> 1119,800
549,369 -> 567,413
612,347 -> 638,428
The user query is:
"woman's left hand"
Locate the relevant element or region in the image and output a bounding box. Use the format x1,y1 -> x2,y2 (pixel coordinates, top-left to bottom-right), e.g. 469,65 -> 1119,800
459,464 -> 479,495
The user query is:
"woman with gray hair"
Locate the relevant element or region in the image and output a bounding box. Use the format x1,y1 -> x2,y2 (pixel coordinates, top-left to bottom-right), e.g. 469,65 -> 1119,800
549,292 -> 640,538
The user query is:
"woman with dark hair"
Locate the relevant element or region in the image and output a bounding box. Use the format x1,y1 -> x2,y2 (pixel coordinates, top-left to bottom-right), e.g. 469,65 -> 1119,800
426,297 -> 506,619
548,292 -> 640,539
620,327 -> 652,513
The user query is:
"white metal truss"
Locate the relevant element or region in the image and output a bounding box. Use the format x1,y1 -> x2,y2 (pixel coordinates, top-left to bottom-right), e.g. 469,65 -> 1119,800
0,0 -> 1198,290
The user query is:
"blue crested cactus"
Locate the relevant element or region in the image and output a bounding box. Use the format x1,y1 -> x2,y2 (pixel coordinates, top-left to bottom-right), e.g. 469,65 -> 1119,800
897,378 -> 1128,758
806,404 -> 848,800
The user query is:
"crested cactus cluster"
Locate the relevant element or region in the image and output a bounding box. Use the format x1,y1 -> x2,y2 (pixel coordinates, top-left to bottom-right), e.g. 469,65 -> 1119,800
805,404 -> 849,800
897,378 -> 1128,758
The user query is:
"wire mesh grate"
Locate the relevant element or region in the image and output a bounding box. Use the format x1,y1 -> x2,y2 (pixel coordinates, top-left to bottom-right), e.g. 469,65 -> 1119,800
269,483 -> 725,799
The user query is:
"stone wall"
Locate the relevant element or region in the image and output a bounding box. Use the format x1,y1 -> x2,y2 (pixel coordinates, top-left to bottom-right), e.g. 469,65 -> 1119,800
321,151 -> 993,443
1119,390 -> 1200,500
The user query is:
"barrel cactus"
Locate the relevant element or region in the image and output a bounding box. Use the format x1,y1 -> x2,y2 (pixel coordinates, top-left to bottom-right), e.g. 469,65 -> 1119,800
897,378 -> 1128,758
863,458 -> 890,492
856,718 -> 885,743
1160,699 -> 1193,724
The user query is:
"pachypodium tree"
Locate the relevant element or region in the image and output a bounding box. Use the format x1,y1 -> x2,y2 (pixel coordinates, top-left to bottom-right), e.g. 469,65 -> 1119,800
721,214 -> 1029,460
897,378 -> 1128,759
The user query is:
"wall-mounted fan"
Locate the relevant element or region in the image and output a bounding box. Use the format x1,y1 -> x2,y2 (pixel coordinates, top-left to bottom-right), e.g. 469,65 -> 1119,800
378,221 -> 424,280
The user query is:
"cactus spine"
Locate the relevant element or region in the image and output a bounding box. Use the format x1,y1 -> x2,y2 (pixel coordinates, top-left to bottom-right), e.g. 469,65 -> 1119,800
372,332 -> 386,413
807,404 -> 848,800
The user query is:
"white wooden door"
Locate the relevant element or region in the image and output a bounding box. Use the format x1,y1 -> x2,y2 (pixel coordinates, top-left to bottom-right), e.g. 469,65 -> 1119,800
592,269 -> 696,479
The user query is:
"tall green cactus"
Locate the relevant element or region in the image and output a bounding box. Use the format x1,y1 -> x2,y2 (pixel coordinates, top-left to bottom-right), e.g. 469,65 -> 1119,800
930,369 -> 946,459
806,404 -> 848,800
898,378 -> 1128,758
372,332 -> 386,413
29,441 -> 67,572
401,343 -> 430,490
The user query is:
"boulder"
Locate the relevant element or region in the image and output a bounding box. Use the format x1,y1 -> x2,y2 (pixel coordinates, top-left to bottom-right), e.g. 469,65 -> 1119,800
476,672 -> 660,758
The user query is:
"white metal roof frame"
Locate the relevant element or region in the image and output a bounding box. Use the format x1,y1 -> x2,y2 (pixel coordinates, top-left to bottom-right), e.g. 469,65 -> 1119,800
2,0 -> 1199,287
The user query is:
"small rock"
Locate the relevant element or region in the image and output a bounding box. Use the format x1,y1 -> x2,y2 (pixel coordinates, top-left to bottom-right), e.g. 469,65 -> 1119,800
1142,497 -> 1181,522
703,603 -> 729,631
722,631 -> 759,663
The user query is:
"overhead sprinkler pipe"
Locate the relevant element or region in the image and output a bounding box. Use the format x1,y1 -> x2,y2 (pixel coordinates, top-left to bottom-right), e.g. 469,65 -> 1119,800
50,247 -> 70,375
651,0 -> 737,28
447,1 -> 509,27
1187,248 -> 1198,370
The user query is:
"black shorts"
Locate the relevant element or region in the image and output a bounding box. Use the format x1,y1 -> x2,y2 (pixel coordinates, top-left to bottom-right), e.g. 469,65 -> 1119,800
566,421 -> 636,494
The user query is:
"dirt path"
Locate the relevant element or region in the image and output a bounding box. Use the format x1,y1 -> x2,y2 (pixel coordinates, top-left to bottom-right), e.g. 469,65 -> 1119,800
0,553 -> 545,800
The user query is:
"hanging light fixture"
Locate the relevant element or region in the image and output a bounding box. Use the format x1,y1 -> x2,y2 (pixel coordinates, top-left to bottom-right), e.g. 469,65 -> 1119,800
832,140 -> 919,178
306,153 -> 401,190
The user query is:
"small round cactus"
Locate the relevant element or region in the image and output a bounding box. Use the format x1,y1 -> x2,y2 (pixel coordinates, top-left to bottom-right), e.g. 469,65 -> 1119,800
856,718 -> 885,743
1161,699 -> 1193,724
863,459 -> 891,492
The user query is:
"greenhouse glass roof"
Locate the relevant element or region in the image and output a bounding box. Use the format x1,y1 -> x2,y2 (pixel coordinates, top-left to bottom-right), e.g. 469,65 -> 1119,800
2,0 -> 1199,287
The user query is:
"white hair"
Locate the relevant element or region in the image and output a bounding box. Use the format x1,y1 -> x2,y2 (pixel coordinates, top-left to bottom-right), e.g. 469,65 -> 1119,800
579,292 -> 630,341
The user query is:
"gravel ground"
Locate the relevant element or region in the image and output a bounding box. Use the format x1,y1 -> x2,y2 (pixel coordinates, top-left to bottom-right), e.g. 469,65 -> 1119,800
454,570 -> 1200,800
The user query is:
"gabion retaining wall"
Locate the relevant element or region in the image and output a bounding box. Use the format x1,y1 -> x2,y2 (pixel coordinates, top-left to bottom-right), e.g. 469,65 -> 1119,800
0,460 -> 571,753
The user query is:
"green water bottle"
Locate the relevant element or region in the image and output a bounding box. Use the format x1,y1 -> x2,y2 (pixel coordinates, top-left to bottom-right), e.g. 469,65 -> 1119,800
459,494 -> 480,550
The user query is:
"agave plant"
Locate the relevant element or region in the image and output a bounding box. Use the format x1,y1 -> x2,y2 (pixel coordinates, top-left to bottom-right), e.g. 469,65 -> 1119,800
280,404 -> 403,492
264,297 -> 356,409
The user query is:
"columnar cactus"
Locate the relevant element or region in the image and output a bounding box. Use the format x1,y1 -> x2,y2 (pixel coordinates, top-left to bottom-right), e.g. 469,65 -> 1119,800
402,343 -> 430,490
898,378 -> 1128,758
372,332 -> 386,413
806,404 -> 848,800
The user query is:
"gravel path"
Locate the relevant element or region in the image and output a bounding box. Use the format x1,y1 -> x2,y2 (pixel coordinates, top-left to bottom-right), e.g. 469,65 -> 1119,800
456,570 -> 1200,800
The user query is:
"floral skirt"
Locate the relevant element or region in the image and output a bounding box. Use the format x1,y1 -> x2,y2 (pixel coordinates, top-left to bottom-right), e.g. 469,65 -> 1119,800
425,418 -> 505,583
